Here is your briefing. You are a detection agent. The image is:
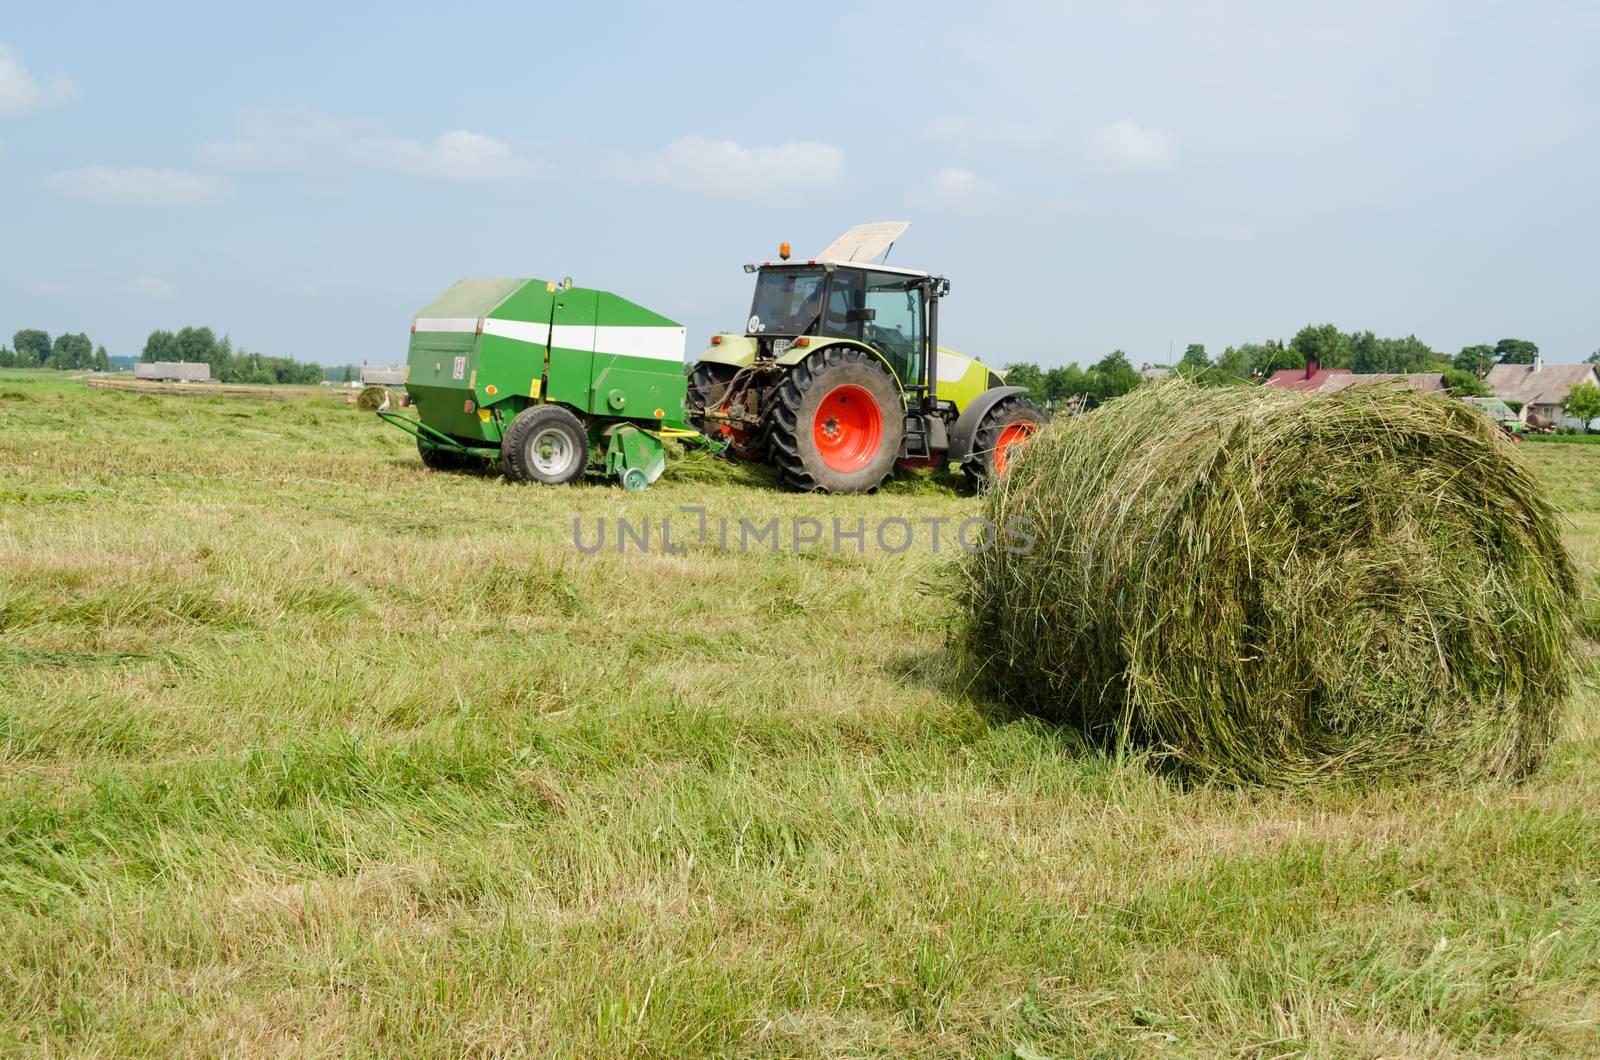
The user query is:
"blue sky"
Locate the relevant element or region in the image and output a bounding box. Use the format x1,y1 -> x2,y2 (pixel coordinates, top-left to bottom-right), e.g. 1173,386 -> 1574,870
3,0 -> 1596,368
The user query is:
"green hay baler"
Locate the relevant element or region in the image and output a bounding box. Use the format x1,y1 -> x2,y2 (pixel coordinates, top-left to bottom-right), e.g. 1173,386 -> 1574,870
378,277 -> 695,490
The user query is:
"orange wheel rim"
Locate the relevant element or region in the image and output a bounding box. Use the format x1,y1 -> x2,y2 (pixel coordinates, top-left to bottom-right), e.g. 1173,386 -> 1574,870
813,384 -> 883,473
993,421 -> 1036,476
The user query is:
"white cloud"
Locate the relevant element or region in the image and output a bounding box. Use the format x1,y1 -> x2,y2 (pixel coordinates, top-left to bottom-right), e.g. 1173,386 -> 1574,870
632,136 -> 845,199
128,277 -> 176,297
908,167 -> 998,212
0,45 -> 74,117
1089,118 -> 1176,172
201,106 -> 541,182
198,106 -> 348,169
41,167 -> 223,203
372,129 -> 537,182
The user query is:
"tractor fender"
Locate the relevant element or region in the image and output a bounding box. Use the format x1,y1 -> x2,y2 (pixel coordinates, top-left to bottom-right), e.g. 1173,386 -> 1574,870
692,334 -> 759,369
947,386 -> 1029,464
778,339 -> 906,390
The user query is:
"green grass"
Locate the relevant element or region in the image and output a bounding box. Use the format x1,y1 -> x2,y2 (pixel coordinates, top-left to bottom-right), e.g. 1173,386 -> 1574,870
1,368 -> 1597,1057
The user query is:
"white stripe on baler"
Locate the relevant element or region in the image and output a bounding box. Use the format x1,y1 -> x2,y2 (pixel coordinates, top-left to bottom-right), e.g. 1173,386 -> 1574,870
595,325 -> 686,362
481,318 -> 551,345
412,317 -> 479,333
551,324 -> 596,351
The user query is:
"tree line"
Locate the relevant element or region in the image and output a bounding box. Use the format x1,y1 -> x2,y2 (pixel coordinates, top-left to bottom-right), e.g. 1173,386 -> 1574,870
140,327 -> 324,385
1,329 -> 112,372
1,325 -> 331,386
998,325 -> 1563,408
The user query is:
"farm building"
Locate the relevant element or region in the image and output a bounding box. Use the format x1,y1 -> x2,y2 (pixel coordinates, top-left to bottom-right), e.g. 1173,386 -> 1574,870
1262,362 -> 1350,391
1486,358 -> 1600,428
134,361 -> 213,383
360,365 -> 405,387
1315,372 -> 1445,395
1263,362 -> 1445,395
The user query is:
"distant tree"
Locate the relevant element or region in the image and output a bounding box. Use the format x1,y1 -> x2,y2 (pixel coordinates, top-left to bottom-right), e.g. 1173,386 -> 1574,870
13,329 -> 51,367
1494,338 -> 1539,365
1174,343 -> 1210,382
1087,350 -> 1141,404
1586,349 -> 1600,366
1348,330 -> 1385,373
1256,340 -> 1304,378
1225,342 -> 1279,380
173,326 -> 218,366
1002,362 -> 1046,402
1564,381 -> 1600,433
1455,344 -> 1496,374
93,345 -> 111,372
0,346 -> 14,368
50,332 -> 94,370
1214,345 -> 1254,383
1043,363 -> 1088,407
1440,368 -> 1489,398
1290,323 -> 1351,368
142,329 -> 176,362
1378,334 -> 1443,374
341,364 -> 354,384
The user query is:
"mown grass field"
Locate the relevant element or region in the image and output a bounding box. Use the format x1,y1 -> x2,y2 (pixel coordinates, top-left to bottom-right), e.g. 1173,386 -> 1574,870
1,369 -> 1597,1057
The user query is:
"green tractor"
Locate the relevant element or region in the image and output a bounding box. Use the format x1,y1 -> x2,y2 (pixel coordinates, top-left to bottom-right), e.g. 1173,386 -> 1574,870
378,277 -> 694,490
687,222 -> 1043,493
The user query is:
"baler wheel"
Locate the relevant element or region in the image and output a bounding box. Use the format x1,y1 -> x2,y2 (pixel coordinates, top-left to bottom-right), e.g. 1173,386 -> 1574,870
767,346 -> 904,494
963,395 -> 1045,492
502,404 -> 590,485
417,436 -> 475,472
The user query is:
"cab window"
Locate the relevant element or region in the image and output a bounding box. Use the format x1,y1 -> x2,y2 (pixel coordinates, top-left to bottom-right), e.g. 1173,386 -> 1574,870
821,269 -> 864,337
863,273 -> 923,382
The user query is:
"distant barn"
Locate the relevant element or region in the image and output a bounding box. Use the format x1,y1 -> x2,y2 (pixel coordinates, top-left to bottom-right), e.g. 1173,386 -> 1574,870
360,365 -> 405,387
134,361 -> 213,383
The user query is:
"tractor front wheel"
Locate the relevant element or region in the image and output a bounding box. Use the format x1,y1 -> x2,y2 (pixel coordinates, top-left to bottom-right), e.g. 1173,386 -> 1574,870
768,346 -> 904,493
963,395 -> 1045,491
502,404 -> 590,485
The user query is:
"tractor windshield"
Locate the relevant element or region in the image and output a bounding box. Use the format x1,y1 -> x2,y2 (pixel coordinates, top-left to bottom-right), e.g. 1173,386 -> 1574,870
747,267 -> 827,336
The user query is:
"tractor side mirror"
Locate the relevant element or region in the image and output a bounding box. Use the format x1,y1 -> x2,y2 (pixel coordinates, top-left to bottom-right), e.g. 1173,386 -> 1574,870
846,308 -> 876,323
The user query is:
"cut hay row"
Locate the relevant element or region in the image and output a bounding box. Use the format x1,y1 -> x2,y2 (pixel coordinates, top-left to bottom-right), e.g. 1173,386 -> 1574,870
961,381 -> 1577,787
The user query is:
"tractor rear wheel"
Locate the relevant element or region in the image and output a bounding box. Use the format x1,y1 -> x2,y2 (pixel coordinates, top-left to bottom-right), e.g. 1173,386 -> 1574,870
502,404 -> 590,485
963,395 -> 1045,491
768,346 -> 904,493
686,362 -> 766,461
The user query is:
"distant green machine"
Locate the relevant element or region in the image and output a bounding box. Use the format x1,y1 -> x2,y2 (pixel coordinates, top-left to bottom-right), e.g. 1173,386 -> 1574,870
378,277 -> 694,490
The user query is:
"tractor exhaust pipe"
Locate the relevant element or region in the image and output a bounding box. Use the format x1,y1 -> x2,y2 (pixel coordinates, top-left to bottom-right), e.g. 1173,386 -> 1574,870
923,276 -> 947,412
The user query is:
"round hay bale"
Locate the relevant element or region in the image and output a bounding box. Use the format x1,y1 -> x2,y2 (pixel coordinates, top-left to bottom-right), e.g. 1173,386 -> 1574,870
356,385 -> 389,411
960,381 -> 1576,787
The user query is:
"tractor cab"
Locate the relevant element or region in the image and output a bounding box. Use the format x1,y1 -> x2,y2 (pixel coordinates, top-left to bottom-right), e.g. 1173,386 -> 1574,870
746,263 -> 929,387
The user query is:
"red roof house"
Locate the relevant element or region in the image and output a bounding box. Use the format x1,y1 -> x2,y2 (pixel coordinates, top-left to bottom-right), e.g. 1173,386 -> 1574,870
1263,361 -> 1352,391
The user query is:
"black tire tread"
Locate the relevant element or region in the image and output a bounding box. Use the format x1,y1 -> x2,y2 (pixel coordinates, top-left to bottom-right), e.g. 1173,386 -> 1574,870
502,403 -> 590,485
963,395 -> 1046,492
767,346 -> 902,494
418,436 -> 471,472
